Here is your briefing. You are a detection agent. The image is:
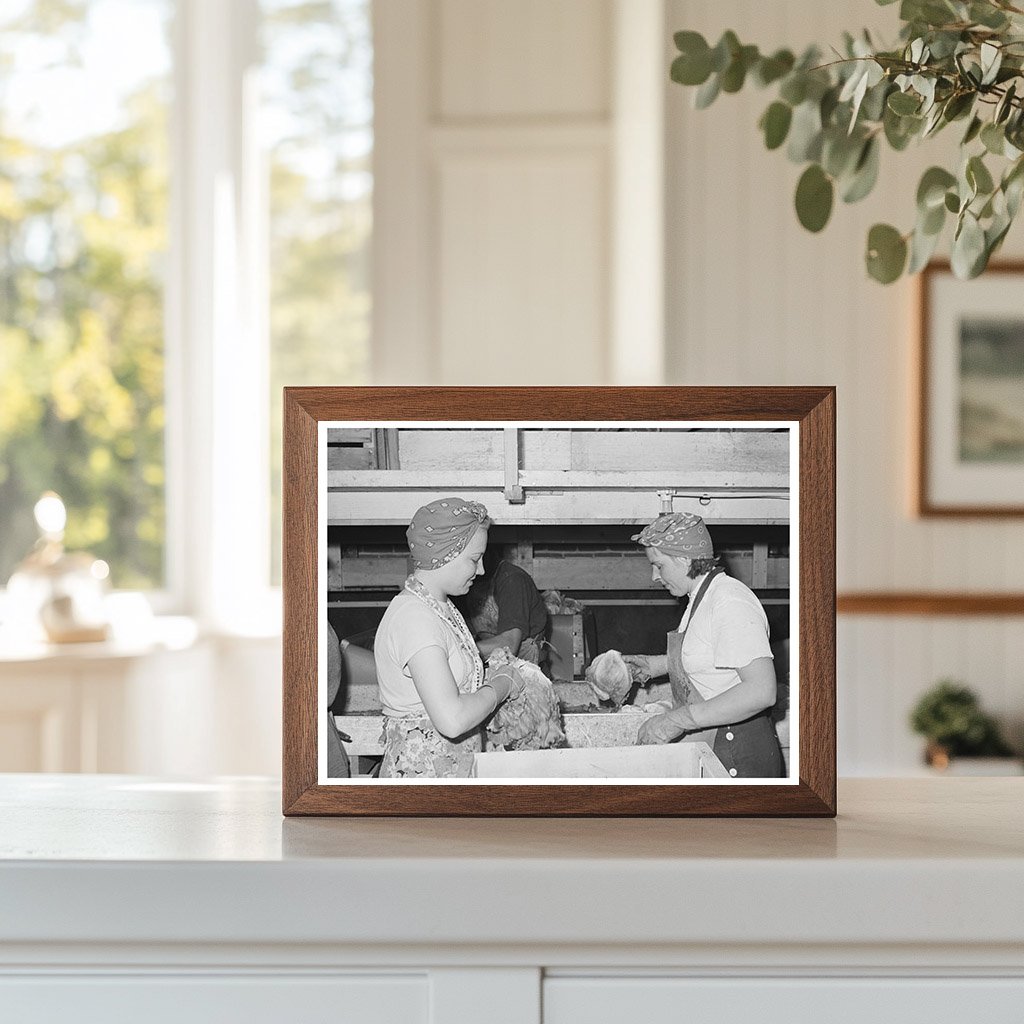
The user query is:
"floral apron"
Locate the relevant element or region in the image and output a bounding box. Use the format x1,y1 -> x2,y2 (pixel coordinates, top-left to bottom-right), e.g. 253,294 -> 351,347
379,577 -> 486,779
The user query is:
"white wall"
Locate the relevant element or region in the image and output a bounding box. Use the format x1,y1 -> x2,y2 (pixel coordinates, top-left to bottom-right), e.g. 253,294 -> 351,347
132,0 -> 1023,779
373,0 -> 665,385
665,0 -> 1024,771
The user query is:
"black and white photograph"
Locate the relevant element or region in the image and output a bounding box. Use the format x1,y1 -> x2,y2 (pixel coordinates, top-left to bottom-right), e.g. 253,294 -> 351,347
319,422 -> 798,784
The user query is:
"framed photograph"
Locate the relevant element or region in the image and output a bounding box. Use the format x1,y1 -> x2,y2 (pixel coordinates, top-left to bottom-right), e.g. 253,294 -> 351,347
917,261 -> 1024,516
283,387 -> 835,816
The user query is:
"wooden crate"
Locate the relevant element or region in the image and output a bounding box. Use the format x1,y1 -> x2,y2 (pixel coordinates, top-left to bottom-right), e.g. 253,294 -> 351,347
472,741 -> 729,779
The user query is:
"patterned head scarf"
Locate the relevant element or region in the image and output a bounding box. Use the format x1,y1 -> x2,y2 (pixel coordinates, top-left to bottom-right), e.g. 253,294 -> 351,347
631,512 -> 714,558
406,497 -> 490,569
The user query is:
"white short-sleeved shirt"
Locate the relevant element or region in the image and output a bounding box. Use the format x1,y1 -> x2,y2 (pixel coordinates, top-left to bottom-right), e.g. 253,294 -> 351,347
374,592 -> 478,717
677,573 -> 773,701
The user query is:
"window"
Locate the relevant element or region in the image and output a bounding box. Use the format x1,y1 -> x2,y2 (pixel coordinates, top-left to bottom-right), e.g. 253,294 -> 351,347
261,0 -> 372,581
0,0 -> 373,621
0,0 -> 173,589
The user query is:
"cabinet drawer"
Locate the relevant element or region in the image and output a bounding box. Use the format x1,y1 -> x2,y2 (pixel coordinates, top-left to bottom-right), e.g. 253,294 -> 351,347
0,974 -> 427,1024
544,977 -> 1024,1023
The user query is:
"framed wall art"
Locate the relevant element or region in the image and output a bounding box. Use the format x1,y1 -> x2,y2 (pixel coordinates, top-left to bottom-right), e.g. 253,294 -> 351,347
282,387 -> 836,816
917,261 -> 1024,517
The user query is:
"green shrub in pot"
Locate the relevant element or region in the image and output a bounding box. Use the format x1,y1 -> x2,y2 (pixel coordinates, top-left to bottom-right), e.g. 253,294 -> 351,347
909,679 -> 1015,766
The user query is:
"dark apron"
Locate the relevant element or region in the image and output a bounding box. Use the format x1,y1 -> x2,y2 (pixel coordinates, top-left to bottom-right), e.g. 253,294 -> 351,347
668,570 -> 783,780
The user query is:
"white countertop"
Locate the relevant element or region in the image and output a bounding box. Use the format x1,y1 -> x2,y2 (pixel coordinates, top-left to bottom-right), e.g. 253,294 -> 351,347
1,775 -> 1022,954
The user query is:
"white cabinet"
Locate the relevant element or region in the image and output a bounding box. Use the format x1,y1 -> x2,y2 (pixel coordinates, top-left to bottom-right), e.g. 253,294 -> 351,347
0,629 -> 281,776
544,977 -> 1024,1023
2,777 -> 1023,1021
2,975 -> 428,1024
0,639 -> 211,773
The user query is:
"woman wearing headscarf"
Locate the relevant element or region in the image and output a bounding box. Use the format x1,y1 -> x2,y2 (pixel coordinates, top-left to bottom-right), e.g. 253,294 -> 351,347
623,512 -> 783,779
374,497 -> 523,778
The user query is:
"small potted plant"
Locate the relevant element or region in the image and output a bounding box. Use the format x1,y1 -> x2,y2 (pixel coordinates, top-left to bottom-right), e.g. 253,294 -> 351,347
910,680 -> 1017,771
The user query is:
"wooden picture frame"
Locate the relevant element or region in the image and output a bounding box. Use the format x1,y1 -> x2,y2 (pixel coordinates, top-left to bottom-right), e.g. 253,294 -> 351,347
917,261 -> 1024,517
283,387 -> 836,816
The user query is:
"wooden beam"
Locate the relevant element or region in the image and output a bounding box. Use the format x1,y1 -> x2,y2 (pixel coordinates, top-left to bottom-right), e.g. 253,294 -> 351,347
328,489 -> 789,526
837,593 -> 1024,616
504,428 -> 524,503
327,470 -> 791,490
752,542 -> 768,590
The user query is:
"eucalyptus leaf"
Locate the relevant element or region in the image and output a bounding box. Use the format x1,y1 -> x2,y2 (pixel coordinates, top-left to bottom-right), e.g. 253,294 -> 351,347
710,31 -> 740,73
842,137 -> 881,203
760,101 -> 793,150
904,0 -> 959,27
779,73 -> 807,106
922,102 -> 946,137
822,128 -> 864,177
795,164 -> 834,232
951,211 -> 986,278
866,223 -> 908,283
921,200 -> 946,235
1006,171 -> 1024,218
888,91 -> 921,115
980,42 -> 1002,87
787,100 -> 824,162
958,159 -> 978,207
820,86 -> 841,126
674,29 -> 707,53
942,92 -> 974,122
926,30 -> 962,60
694,73 -> 721,109
754,49 -> 795,87
986,214 -> 1012,260
970,2 -> 1009,30
945,190 -> 961,213
962,115 -> 983,145
967,154 -> 995,195
913,75 -> 937,113
721,44 -> 759,93
981,122 -> 1005,155
995,82 -> 1017,124
884,106 -> 921,149
839,63 -> 869,104
671,53 -> 708,87
1003,157 -> 1024,216
861,80 -> 892,122
908,221 -> 943,273
917,166 -> 957,210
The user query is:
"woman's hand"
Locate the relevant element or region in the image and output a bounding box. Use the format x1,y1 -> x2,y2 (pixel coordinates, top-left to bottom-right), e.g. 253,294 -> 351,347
636,704 -> 700,745
408,647 -> 504,738
621,654 -> 653,685
484,662 -> 526,703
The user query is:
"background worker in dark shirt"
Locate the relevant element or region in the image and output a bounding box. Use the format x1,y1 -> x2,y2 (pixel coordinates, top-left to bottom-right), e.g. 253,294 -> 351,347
458,546 -> 549,665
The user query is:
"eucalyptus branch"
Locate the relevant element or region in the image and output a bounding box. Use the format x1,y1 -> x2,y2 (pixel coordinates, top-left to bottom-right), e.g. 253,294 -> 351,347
670,4 -> 1024,282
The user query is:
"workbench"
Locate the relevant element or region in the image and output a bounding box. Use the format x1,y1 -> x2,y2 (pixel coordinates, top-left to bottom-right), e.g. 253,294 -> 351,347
2,775 -> 1023,1021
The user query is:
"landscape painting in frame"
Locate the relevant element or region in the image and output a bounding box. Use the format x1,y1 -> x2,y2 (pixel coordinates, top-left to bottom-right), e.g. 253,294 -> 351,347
919,262 -> 1024,515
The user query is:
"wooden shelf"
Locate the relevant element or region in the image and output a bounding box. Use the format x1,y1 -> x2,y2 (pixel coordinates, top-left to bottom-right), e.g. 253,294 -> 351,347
838,592 -> 1024,616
